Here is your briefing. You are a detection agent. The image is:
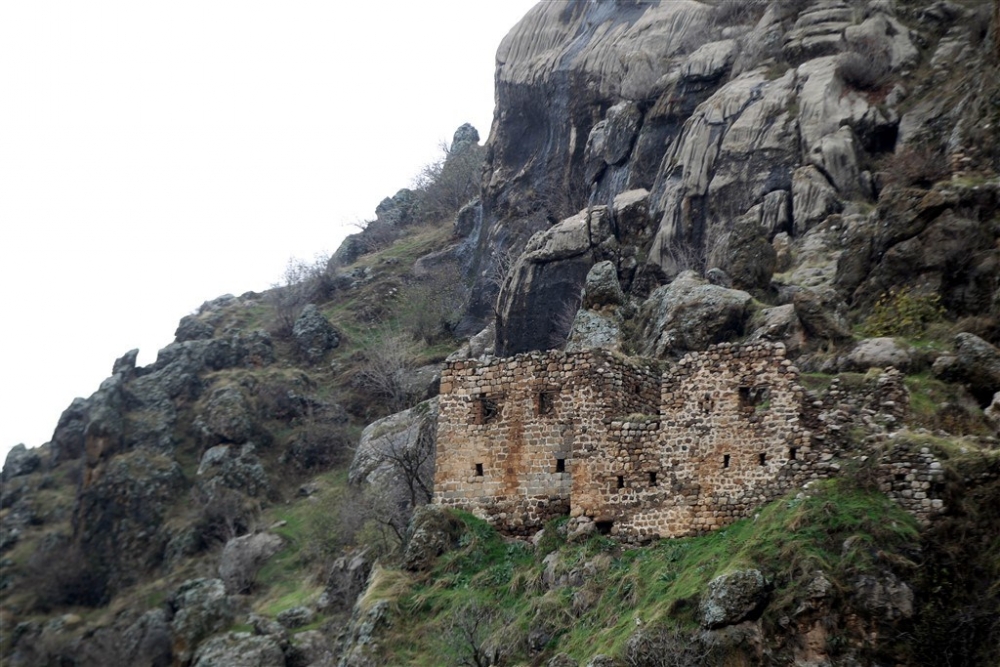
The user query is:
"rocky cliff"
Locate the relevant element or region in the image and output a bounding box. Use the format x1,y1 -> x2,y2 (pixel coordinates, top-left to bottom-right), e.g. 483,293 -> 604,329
2,1 -> 1000,666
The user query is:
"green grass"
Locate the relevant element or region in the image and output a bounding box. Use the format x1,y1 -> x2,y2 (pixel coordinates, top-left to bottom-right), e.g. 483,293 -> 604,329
353,481 -> 921,665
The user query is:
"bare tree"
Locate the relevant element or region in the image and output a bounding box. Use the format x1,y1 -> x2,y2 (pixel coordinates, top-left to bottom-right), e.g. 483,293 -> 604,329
267,253 -> 334,337
353,329 -> 418,413
376,423 -> 435,509
449,600 -> 506,667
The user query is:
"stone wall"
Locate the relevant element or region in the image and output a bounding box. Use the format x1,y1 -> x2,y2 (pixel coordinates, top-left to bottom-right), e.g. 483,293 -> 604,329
434,342 -> 946,540
435,349 -> 660,534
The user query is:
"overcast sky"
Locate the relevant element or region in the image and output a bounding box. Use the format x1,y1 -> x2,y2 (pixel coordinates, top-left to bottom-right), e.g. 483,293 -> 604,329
0,0 -> 539,464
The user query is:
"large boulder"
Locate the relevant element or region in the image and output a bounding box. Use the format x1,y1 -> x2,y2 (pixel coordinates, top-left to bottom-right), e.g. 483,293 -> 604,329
581,261 -> 625,310
322,548 -> 373,615
75,449 -> 186,596
292,304 -> 340,364
700,569 -> 769,629
1,445 -> 41,481
191,632 -> 286,667
953,333 -> 1000,403
845,338 -> 913,372
349,399 -> 438,488
197,443 -> 270,498
637,271 -> 752,358
218,532 -> 284,594
565,309 -> 624,354
169,578 -> 235,665
792,287 -> 852,342
197,385 -> 255,445
403,505 -> 464,572
495,207 -> 613,355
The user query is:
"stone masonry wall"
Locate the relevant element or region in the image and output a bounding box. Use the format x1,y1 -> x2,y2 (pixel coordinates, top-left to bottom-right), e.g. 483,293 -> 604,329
435,349 -> 659,535
434,342 -> 946,540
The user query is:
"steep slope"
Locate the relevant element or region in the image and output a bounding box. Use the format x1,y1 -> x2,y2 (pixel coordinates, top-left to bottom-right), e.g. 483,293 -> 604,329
2,1 -> 1000,666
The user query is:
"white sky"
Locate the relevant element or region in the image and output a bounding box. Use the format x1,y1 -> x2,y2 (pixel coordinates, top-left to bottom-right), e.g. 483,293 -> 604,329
0,0 -> 538,464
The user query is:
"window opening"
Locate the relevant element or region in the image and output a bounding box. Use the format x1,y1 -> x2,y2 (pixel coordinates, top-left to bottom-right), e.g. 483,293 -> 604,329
789,447 -> 797,461
475,397 -> 500,424
537,390 -> 557,416
555,458 -> 566,473
616,475 -> 625,489
475,463 -> 484,477
649,471 -> 658,487
758,453 -> 767,466
723,454 -> 731,469
739,385 -> 771,410
595,520 -> 614,535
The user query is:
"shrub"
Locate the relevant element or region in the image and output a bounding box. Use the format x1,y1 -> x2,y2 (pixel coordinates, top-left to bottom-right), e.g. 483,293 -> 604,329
859,287 -> 945,337
837,43 -> 891,91
413,142 -> 485,223
26,539 -> 108,611
880,145 -> 950,188
267,254 -> 334,338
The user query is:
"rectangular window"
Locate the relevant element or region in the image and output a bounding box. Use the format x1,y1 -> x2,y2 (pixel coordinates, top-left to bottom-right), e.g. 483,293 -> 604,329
723,454 -> 730,469
758,453 -> 767,466
649,471 -> 658,487
475,463 -> 484,477
616,475 -> 625,489
537,391 -> 557,416
789,447 -> 797,461
474,397 -> 500,424
739,385 -> 771,410
555,458 -> 565,473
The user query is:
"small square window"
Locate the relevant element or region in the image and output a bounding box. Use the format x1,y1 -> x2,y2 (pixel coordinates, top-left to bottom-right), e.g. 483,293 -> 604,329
537,391 -> 557,416
475,463 -> 484,477
474,397 -> 500,424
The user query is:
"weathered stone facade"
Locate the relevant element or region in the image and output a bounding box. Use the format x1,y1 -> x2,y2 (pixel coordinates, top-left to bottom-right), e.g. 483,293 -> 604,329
434,342 -> 944,540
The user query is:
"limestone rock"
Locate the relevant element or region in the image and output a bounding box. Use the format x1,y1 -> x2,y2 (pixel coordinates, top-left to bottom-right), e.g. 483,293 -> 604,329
496,207 -> 613,355
793,287 -> 852,342
845,337 -> 913,372
323,548 -> 373,615
50,396 -> 90,463
984,392 -> 1000,434
218,532 -> 284,594
403,505 -> 464,572
700,569 -> 768,629
638,271 -> 752,358
175,314 -> 216,343
953,333 -> 1000,401
198,443 -> 269,498
1,445 -> 41,481
112,348 -> 140,377
349,398 -> 438,487
748,304 -> 806,357
582,261 -> 625,310
198,385 -> 255,445
792,165 -> 842,235
852,573 -> 914,621
565,309 -> 624,354
191,632 -> 286,667
293,304 -> 340,364
276,605 -> 315,629
75,449 -> 185,596
122,608 -> 174,667
287,630 -> 335,667
169,578 -> 235,665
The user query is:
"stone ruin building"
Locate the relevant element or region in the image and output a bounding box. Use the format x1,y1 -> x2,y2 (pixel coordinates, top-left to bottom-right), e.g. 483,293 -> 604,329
433,342 -> 946,541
